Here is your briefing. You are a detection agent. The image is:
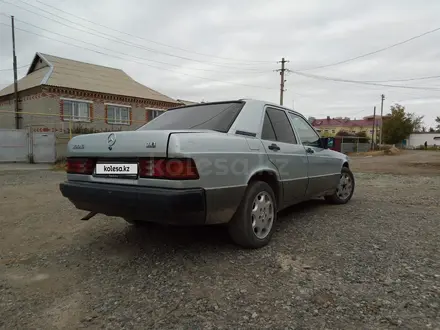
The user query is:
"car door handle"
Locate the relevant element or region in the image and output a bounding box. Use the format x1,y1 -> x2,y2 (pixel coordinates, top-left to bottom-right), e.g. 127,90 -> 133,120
268,143 -> 280,151
306,147 -> 314,154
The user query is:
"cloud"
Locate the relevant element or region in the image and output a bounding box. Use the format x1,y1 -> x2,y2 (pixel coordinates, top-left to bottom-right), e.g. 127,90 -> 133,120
0,0 -> 439,127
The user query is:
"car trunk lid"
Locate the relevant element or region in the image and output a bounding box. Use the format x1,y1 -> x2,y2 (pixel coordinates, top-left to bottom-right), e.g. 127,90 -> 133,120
67,129 -> 210,158
66,130 -> 212,181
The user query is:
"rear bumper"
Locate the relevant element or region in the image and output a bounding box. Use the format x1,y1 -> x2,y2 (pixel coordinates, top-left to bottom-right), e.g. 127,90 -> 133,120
59,181 -> 206,225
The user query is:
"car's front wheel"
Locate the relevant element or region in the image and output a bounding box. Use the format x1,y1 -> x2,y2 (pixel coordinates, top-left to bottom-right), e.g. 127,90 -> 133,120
325,167 -> 355,204
228,181 -> 277,249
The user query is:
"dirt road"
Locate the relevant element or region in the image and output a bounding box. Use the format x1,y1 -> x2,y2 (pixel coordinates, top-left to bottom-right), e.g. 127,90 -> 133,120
349,150 -> 440,175
0,154 -> 439,329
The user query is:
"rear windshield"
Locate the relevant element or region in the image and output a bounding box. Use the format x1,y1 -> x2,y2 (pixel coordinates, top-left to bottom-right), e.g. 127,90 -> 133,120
137,101 -> 244,132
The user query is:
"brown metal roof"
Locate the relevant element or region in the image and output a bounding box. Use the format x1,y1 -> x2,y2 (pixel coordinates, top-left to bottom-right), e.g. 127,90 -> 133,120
0,66 -> 49,97
0,53 -> 178,104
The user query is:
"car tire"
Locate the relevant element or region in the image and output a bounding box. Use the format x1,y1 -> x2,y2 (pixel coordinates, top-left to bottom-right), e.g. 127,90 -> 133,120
228,181 -> 277,249
324,167 -> 355,204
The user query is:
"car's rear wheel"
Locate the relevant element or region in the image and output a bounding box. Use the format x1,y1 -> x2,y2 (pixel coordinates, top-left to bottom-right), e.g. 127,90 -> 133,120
228,181 -> 277,249
324,167 -> 355,204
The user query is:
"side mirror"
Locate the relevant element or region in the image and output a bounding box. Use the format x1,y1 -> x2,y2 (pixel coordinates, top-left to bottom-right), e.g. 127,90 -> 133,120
327,137 -> 334,149
319,137 -> 329,149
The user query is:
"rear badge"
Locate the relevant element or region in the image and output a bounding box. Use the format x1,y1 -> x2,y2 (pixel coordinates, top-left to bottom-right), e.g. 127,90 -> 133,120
146,142 -> 156,149
108,133 -> 116,150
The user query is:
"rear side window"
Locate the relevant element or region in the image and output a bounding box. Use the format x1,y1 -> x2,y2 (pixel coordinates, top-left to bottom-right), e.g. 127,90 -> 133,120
138,102 -> 244,132
261,112 -> 277,141
265,107 -> 297,144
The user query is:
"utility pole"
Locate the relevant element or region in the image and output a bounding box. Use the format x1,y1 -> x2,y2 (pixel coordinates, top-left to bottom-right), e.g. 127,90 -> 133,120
11,16 -> 20,129
379,94 -> 385,145
371,106 -> 376,150
275,58 -> 289,106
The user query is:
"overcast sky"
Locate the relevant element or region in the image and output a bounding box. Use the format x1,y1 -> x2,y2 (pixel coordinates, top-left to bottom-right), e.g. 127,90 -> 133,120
0,0 -> 439,127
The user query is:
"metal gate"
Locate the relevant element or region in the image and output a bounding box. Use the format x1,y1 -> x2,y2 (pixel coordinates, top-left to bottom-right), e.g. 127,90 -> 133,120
0,129 -> 29,163
32,132 -> 55,163
341,142 -> 370,153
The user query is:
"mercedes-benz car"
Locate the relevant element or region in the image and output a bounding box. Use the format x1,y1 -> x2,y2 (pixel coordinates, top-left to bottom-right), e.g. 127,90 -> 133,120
60,99 -> 355,248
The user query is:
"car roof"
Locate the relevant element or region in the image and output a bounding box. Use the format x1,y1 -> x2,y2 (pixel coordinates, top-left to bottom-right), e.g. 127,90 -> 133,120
168,98 -> 303,118
239,98 -> 295,111
174,98 -> 296,111
239,98 -> 306,119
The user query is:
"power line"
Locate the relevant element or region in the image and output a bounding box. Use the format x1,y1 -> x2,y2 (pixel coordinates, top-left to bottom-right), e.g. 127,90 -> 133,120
297,26 -> 440,72
362,75 -> 440,83
1,0 -> 271,71
0,63 -> 29,71
291,70 -> 440,91
0,22 -> 278,91
0,13 -> 272,75
32,0 -> 273,64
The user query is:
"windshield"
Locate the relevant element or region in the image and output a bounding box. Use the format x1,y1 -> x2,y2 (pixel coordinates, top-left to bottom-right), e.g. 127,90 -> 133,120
138,101 -> 244,132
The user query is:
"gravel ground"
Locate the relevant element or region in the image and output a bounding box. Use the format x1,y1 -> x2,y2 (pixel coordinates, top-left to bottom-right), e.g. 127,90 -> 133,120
349,150 -> 440,176
0,160 -> 439,329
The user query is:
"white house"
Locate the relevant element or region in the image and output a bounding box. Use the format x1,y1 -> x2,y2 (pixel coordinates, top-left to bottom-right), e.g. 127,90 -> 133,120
405,132 -> 440,148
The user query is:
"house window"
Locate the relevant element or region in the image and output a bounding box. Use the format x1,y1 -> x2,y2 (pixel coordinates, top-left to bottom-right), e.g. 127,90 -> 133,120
146,108 -> 164,121
107,104 -> 131,125
331,130 -> 335,133
63,99 -> 91,122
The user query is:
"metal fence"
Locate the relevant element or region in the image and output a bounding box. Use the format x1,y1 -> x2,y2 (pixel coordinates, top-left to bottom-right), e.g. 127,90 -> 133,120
0,128 -> 56,163
0,129 -> 29,163
0,109 -> 152,162
0,109 -> 149,139
339,136 -> 371,154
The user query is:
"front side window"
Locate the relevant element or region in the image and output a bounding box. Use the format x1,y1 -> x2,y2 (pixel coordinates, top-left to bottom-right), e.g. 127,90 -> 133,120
289,113 -> 320,147
63,100 -> 91,122
107,105 -> 131,125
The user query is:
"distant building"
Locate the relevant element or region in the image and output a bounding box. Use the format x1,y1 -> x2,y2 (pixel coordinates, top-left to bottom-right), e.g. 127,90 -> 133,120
176,99 -> 198,106
0,52 -> 181,132
405,132 -> 440,148
312,115 -> 390,139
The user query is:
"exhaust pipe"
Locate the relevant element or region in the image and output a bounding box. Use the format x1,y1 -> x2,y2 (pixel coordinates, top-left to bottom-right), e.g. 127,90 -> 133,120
81,212 -> 97,221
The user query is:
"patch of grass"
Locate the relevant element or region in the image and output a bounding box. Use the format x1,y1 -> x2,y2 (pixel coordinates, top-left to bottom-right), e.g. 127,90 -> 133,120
348,146 -> 402,157
414,145 -> 440,151
348,150 -> 386,157
406,161 -> 440,169
52,158 -> 66,171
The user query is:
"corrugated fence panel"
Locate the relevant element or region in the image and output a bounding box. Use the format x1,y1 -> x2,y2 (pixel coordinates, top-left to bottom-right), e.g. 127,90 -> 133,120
358,143 -> 370,152
0,129 -> 29,163
33,132 -> 56,163
341,143 -> 370,153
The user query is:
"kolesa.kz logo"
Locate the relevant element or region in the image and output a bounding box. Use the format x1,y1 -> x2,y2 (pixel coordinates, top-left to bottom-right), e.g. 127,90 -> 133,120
103,165 -> 130,172
95,163 -> 138,175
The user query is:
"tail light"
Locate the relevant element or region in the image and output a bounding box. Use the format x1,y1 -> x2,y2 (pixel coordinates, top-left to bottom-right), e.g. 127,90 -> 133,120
66,158 -> 96,175
139,158 -> 199,180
